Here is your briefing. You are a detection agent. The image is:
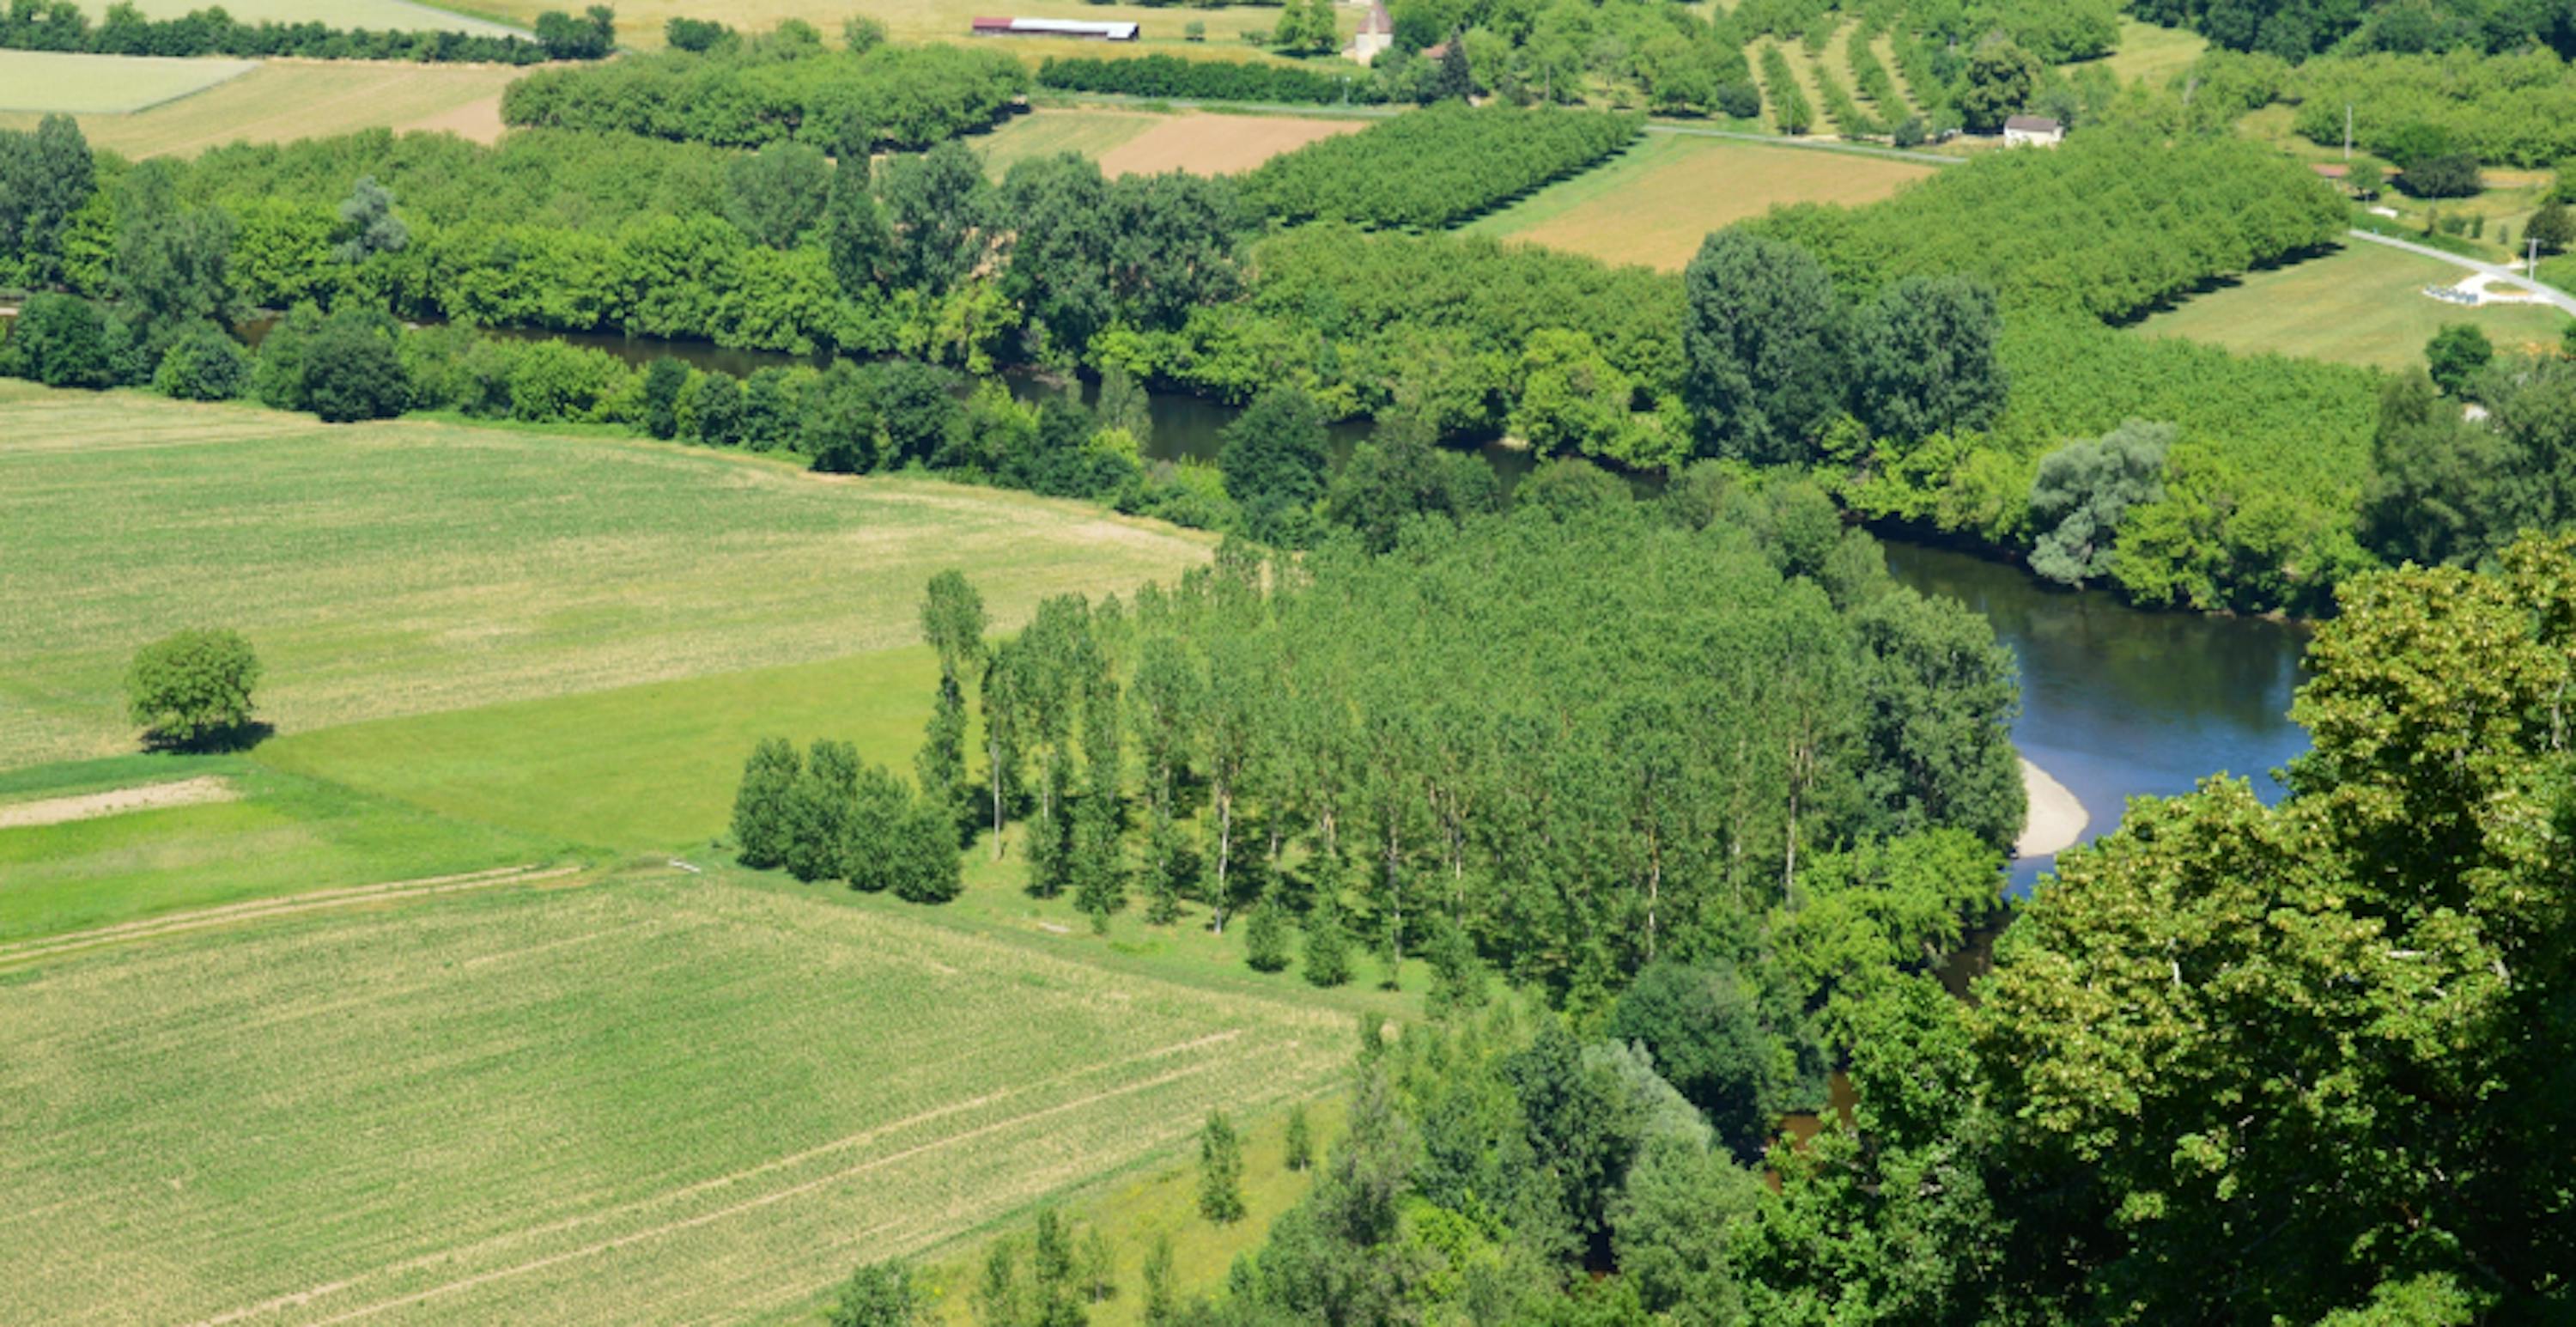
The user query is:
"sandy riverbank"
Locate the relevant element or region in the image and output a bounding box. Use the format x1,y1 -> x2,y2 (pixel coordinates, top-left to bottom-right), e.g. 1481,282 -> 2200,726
2014,758 -> 2089,859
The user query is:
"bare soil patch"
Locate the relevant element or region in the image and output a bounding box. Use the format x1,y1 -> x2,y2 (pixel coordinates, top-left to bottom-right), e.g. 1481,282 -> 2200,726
403,92 -> 507,144
0,776 -> 239,831
1099,113 -> 1364,177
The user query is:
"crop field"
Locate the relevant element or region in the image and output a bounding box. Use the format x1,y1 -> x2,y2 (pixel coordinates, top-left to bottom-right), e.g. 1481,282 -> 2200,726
0,49 -> 257,113
1467,133 -> 1935,271
983,107 -> 1369,179
73,0 -> 524,34
2129,241 -> 2574,369
0,871 -> 1355,1324
0,59 -> 520,155
461,0 -> 1320,54
0,384 -> 1212,771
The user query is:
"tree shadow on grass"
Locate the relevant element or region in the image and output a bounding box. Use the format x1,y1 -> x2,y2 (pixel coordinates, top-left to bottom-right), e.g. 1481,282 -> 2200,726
142,721 -> 275,756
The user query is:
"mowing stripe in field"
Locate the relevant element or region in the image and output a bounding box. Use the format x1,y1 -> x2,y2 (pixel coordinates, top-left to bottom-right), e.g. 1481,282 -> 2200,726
0,862 -> 575,967
0,50 -> 258,114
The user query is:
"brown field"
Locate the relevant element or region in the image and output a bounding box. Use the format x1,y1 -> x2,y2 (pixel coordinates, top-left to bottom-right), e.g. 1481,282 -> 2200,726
0,59 -> 525,156
1469,133 -> 1935,271
1100,110 -> 1365,175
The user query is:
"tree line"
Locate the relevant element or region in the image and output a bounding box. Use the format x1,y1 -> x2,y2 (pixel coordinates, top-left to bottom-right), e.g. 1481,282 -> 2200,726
2134,0 -> 2576,61
0,0 -> 611,63
500,23 -> 1028,152
1235,104 -> 1642,232
2291,47 -> 2576,168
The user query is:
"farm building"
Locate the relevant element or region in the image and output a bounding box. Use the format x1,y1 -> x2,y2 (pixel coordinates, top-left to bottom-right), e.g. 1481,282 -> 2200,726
2003,115 -> 2064,148
1346,0 -> 1393,64
969,16 -> 1139,40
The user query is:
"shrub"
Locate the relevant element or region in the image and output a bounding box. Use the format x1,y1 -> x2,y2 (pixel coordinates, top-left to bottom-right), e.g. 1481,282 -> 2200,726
125,628 -> 260,748
301,312 -> 410,423
151,321 -> 250,400
0,292 -> 114,387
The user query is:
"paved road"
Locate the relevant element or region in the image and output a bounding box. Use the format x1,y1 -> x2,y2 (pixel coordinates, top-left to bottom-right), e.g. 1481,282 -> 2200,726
2346,228 -> 2576,317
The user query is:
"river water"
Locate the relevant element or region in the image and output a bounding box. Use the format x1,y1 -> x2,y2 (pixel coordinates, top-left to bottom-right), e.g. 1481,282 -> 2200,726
455,328 -> 2320,888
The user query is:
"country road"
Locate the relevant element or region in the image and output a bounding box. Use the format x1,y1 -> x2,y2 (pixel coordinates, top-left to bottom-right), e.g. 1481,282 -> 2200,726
2346,228 -> 2576,317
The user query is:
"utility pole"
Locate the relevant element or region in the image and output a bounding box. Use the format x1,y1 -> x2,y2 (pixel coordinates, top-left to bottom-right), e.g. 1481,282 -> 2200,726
2344,103 -> 2353,161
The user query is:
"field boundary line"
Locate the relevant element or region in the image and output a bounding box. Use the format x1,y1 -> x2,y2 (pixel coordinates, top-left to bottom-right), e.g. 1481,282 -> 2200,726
283,1054 -> 1251,1327
0,864 -> 576,967
185,1029 -> 1249,1327
2345,228 -> 2576,316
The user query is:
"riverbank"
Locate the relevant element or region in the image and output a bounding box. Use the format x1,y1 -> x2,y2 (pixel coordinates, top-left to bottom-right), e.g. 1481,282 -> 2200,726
2014,757 -> 2088,860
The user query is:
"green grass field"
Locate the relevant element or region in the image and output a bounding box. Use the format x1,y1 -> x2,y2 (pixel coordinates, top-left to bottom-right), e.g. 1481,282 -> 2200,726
1467,133 -> 1934,271
0,49 -> 258,113
0,59 -> 519,155
0,384 -> 1211,771
976,107 -> 1164,177
2080,19 -> 2208,87
2129,241 -> 2574,370
0,870 -> 1358,1324
74,0 -> 524,34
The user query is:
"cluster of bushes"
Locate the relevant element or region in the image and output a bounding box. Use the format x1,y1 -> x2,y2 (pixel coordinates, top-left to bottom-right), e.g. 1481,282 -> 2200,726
0,0 -> 611,64
501,32 -> 1027,151
1036,52 -> 1359,104
731,739 -> 962,902
1753,128 -> 2350,321
1236,104 -> 1641,230
2292,49 -> 2576,168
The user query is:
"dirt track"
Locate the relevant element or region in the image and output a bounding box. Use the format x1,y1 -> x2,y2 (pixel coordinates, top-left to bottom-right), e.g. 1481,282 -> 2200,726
0,776 -> 238,830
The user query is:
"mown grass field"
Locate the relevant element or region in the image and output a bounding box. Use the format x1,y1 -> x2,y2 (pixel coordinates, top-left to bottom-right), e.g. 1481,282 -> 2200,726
1467,133 -> 1934,271
2083,18 -> 2209,87
0,49 -> 257,113
460,0 -> 1333,56
2130,241 -> 2574,369
76,0 -> 524,34
0,383 -> 1212,770
0,870 -> 1358,1324
0,752 -> 556,945
0,59 -> 520,155
977,106 -> 1163,176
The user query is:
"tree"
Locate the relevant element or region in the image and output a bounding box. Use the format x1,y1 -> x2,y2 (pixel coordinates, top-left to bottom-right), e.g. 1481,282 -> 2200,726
785,740 -> 860,883
641,357 -> 689,440
825,1262 -> 920,1327
0,114 -> 96,285
112,163 -> 237,354
732,738 -> 803,869
1959,33 -> 2041,134
1218,383 -> 1331,545
2402,152 -> 2482,198
1198,1110 -> 1247,1222
2530,196 -> 2575,254
2343,159 -> 2385,198
1510,327 -> 1637,461
125,628 -> 259,748
331,175 -> 408,265
1429,40 -> 1473,102
1141,1234 -> 1176,1325
665,16 -> 732,51
693,372 -> 744,447
2425,322 -> 2493,397
1604,960 -> 1776,1160
918,571 -> 988,834
1682,229 -> 1844,465
1244,898 -> 1291,971
1097,364 -> 1151,446
0,292 -> 112,388
2358,372 -> 2512,568
300,311 -> 410,423
1302,886 -> 1353,988
1284,1104 -> 1314,1172
842,14 -> 887,52
824,158 -> 894,296
2027,419 -> 2174,586
726,142 -> 832,249
534,4 -> 615,59
1273,0 -> 1337,55
1850,276 -> 2008,441
151,321 -> 249,402
880,141 -> 992,296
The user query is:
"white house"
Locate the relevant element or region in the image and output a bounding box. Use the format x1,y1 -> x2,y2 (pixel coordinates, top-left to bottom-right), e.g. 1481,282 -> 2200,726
1346,0 -> 1393,65
2003,114 -> 2064,148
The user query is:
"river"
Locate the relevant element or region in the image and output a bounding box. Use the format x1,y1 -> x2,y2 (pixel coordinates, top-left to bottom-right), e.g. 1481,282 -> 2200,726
455,327 -> 2321,890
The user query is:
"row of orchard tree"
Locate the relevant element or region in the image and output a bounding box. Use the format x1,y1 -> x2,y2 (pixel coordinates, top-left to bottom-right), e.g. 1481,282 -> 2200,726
744,498 -> 2024,1012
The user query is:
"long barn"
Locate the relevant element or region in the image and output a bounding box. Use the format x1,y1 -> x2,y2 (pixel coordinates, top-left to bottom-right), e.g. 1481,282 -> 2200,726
969,16 -> 1139,39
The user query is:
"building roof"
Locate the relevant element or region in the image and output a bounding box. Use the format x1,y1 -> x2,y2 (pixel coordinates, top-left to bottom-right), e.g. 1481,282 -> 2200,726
2003,115 -> 2063,134
971,16 -> 1137,36
1358,0 -> 1393,35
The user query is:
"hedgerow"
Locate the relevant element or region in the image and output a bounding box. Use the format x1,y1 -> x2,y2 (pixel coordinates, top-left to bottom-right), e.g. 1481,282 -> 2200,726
0,1 -> 601,64
501,41 -> 1028,150
1236,104 -> 1642,231
1036,53 -> 1360,105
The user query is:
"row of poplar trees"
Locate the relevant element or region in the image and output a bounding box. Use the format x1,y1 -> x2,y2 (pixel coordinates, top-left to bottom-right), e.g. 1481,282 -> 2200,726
890,495 -> 2022,1010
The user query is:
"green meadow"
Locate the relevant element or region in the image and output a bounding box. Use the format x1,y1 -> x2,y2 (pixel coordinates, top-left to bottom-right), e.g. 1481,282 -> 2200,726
0,49 -> 256,114
2130,240 -> 2574,369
